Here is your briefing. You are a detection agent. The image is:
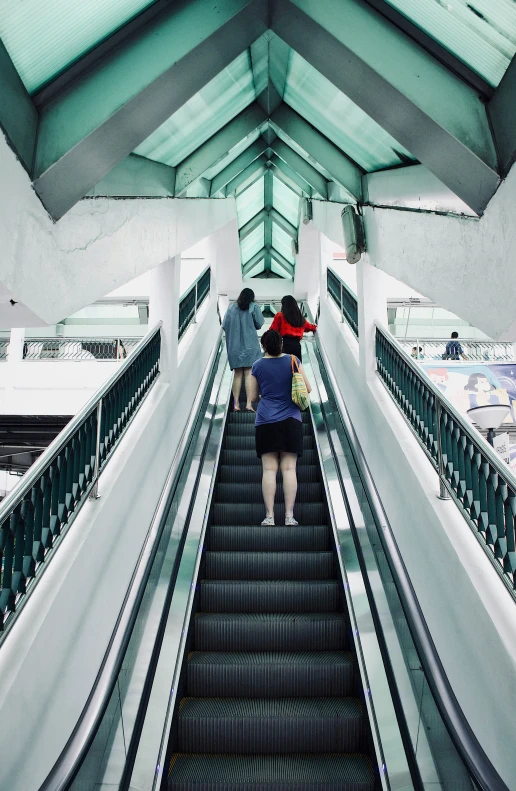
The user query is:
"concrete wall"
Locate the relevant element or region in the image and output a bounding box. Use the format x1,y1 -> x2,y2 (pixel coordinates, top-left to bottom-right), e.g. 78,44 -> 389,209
0,299 -> 220,791
317,294 -> 516,787
313,161 -> 516,340
0,130 -> 236,327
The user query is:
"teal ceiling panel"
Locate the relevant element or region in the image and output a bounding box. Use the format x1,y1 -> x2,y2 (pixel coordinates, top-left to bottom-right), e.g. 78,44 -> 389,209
240,223 -> 265,263
134,51 -> 255,167
383,0 -> 516,88
0,0 -> 156,93
236,175 -> 265,227
272,223 -> 294,263
203,129 -> 262,181
272,174 -> 300,227
246,259 -> 266,278
270,259 -> 289,278
284,50 -> 415,171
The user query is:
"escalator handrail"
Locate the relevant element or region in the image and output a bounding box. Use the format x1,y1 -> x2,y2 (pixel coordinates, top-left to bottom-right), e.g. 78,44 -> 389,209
38,329 -> 223,791
309,306 -> 509,791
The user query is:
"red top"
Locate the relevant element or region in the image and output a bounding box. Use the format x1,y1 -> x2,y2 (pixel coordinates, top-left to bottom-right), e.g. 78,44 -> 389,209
270,312 -> 317,338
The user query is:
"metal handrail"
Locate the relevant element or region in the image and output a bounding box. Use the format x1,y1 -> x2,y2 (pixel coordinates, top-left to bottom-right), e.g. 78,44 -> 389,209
39,328 -> 223,791
327,267 -> 359,337
314,327 -> 509,791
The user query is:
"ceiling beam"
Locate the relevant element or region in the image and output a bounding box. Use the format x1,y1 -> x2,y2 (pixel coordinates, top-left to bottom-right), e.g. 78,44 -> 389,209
270,155 -> 311,196
270,208 -> 297,239
264,170 -> 274,271
33,0 -> 268,218
271,104 -> 363,201
271,140 -> 329,199
0,40 -> 38,172
239,209 -> 267,240
271,0 -> 499,214
251,32 -> 291,116
270,248 -> 295,277
242,247 -> 267,275
489,56 -> 516,177
210,139 -> 266,196
175,104 -> 267,195
87,153 -> 176,196
226,155 -> 268,196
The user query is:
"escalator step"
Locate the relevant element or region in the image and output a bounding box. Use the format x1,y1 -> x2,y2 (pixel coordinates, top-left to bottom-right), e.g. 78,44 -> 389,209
228,411 -> 311,424
168,753 -> 375,790
208,525 -> 330,552
194,613 -> 347,651
200,580 -> 339,612
225,423 -> 312,436
177,697 -> 365,754
205,552 -> 335,581
213,503 -> 326,526
224,436 -> 314,451
187,652 -> 356,697
218,465 -> 320,484
215,483 -> 323,504
220,450 -> 319,466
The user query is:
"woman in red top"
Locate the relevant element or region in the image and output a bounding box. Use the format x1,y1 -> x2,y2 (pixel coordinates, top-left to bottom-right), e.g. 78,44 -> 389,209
270,295 -> 317,362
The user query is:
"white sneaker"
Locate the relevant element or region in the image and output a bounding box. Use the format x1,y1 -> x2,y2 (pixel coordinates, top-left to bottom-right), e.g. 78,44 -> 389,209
285,516 -> 299,526
261,516 -> 275,526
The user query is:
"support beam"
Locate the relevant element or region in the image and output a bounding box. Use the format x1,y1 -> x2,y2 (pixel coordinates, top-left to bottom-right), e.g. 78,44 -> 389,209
242,247 -> 267,275
0,41 -> 38,171
264,170 -> 274,271
87,154 -> 176,196
226,156 -> 268,196
270,208 -> 297,239
251,32 -> 290,115
271,0 -> 499,214
489,56 -> 516,177
175,104 -> 267,195
210,139 -> 266,196
272,140 -> 329,199
33,0 -> 268,218
239,209 -> 267,240
270,248 -> 295,277
270,155 -> 311,196
271,104 -> 363,200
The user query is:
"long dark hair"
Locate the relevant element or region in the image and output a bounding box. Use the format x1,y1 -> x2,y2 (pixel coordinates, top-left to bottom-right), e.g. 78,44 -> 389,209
261,329 -> 282,356
464,373 -> 495,392
237,288 -> 255,311
281,295 -> 304,327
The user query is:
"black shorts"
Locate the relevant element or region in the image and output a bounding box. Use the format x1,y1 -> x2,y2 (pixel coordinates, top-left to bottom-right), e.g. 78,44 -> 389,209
282,335 -> 302,361
255,418 -> 303,458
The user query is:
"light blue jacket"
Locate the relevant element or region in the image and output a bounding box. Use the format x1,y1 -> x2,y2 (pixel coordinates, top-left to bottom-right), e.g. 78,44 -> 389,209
222,301 -> 264,370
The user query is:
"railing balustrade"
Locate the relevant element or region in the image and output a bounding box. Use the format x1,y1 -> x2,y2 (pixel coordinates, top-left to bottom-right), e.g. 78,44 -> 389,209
22,338 -> 141,361
327,268 -> 359,337
0,340 -> 8,360
0,325 -> 161,634
376,325 -> 516,594
178,267 -> 211,340
398,338 -> 514,362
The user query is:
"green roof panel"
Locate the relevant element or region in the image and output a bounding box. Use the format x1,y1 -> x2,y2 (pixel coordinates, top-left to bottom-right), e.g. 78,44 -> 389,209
236,176 -> 265,228
272,223 -> 294,263
0,0 -> 156,93
384,0 -> 516,88
284,50 -> 415,171
240,224 -> 264,264
272,175 -> 300,227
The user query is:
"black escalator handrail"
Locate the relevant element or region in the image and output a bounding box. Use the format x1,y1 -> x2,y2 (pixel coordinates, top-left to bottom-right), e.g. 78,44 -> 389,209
309,311 -> 509,791
39,328 -> 223,791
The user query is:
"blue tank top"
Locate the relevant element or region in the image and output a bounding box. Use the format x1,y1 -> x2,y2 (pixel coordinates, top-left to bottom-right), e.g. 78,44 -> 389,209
251,355 -> 302,426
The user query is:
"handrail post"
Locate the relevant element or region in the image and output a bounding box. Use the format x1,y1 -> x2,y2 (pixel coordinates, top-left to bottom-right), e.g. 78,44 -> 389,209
435,399 -> 450,500
90,398 -> 103,499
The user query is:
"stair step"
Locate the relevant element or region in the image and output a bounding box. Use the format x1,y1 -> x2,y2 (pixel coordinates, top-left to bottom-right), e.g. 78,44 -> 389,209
200,581 -> 339,612
224,436 -> 314,451
177,697 -> 365,754
220,450 -> 319,466
205,552 -> 335,581
228,411 -> 311,424
168,753 -> 375,790
218,465 -> 320,484
208,525 -> 330,552
226,422 -> 312,436
194,613 -> 347,651
187,651 -> 356,697
212,503 -> 326,526
215,483 -> 323,504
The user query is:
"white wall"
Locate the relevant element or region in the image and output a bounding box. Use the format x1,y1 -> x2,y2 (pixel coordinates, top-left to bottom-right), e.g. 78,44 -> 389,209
313,161 -> 516,340
317,295 -> 516,787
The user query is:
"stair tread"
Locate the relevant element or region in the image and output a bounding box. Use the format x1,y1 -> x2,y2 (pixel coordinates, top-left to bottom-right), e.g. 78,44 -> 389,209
179,697 -> 363,717
208,525 -> 330,552
215,483 -> 323,503
205,551 -> 335,580
196,613 -> 345,622
188,651 -> 353,666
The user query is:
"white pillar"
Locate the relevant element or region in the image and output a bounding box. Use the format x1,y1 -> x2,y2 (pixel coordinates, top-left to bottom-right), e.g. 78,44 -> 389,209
149,256 -> 181,383
7,328 -> 25,362
205,218 -> 242,303
294,223 -> 321,317
357,256 -> 387,380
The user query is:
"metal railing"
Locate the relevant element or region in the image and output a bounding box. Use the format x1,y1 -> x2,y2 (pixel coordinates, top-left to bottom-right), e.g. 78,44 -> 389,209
398,338 -> 514,362
376,324 -> 516,595
22,337 -> 141,361
327,267 -> 359,337
178,266 -> 211,340
0,324 -> 162,635
0,340 -> 8,360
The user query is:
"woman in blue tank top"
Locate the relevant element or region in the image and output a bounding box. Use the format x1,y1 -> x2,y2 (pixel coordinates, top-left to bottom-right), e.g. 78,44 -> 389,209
248,330 -> 312,527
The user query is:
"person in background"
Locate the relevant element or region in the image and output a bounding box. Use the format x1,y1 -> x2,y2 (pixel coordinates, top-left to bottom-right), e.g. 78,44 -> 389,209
445,332 -> 468,361
222,288 -> 264,411
247,329 -> 312,526
270,295 -> 317,362
411,346 -> 424,360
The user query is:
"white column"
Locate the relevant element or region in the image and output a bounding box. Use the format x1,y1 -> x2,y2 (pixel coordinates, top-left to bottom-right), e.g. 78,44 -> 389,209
356,256 -> 387,380
149,256 -> 181,383
294,223 -> 321,317
7,328 -> 25,362
205,218 -> 242,303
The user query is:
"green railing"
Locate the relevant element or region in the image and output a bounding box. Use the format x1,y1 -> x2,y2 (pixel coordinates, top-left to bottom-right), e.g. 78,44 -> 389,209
376,324 -> 516,594
178,267 -> 211,340
327,268 -> 359,337
0,325 -> 162,634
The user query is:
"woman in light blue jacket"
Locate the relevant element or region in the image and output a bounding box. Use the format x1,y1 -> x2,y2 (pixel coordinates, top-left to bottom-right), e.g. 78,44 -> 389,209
222,288 -> 264,411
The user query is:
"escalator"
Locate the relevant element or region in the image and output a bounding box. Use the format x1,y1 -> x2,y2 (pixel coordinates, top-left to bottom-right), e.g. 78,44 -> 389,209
168,394 -> 375,789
